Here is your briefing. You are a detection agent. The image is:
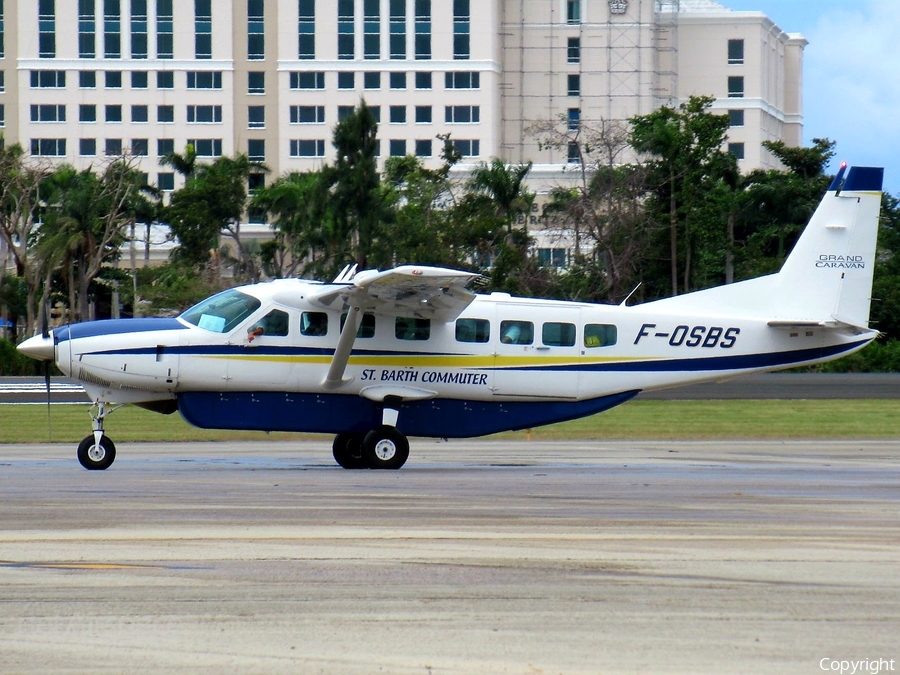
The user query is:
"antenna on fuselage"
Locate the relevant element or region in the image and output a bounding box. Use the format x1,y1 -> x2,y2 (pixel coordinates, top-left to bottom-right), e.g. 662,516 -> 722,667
619,282 -> 642,307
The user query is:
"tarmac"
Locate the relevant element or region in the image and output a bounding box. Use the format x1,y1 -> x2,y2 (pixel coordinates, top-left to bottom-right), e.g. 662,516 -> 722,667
1,439 -> 898,674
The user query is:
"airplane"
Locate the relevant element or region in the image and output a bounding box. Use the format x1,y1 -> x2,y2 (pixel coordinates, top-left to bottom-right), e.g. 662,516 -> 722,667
17,163 -> 884,471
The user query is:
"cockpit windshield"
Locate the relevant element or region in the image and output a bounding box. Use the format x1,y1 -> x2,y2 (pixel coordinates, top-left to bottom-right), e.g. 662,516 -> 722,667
180,289 -> 261,333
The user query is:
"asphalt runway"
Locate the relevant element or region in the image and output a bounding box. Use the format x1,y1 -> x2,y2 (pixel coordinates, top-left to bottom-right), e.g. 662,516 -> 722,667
1,440 -> 898,674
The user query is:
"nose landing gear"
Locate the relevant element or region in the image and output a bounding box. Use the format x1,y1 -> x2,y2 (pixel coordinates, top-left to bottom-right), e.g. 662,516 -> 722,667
76,402 -> 118,470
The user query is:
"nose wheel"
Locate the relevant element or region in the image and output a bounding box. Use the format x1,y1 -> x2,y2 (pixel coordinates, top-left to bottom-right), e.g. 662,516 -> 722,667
76,401 -> 118,470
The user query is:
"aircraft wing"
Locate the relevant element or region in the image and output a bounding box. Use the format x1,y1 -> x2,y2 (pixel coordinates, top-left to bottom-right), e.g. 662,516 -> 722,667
308,265 -> 480,322
308,265 -> 480,390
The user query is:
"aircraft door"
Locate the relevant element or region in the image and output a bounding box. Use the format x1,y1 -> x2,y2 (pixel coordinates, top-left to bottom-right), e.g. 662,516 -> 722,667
493,308 -> 580,399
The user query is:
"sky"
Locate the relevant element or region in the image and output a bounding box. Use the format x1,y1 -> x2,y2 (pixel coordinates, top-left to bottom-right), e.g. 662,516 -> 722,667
719,0 -> 900,194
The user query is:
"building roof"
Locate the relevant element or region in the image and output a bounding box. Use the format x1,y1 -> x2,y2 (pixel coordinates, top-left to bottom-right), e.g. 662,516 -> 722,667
658,0 -> 733,13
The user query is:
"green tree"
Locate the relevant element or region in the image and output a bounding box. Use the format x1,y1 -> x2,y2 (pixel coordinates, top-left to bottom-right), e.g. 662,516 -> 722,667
328,101 -> 388,272
630,95 -> 733,297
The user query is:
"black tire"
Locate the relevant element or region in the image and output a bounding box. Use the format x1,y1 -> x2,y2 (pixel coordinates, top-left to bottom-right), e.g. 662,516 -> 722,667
332,432 -> 367,469
362,426 -> 410,470
76,434 -> 117,471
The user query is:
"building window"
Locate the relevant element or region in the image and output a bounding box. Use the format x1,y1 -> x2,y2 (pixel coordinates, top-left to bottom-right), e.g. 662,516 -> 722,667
131,138 -> 149,156
338,0 -> 354,60
290,71 -> 325,89
567,0 -> 580,24
364,0 -> 380,60
157,105 -> 174,123
247,139 -> 265,162
248,106 -> 265,128
157,138 -> 175,156
78,0 -> 96,58
728,76 -> 744,98
188,138 -> 223,157
131,71 -> 149,88
567,108 -> 580,130
248,71 -> 265,93
298,0 -> 315,59
415,72 -> 432,89
567,141 -> 579,163
728,142 -> 745,160
290,139 -> 326,157
369,106 -> 381,123
390,106 -> 406,124
567,37 -> 580,63
131,105 -> 149,123
415,139 -> 432,157
0,73 -> 3,93
364,72 -> 381,89
80,138 -> 96,156
415,0 -> 431,60
728,109 -> 744,127
445,105 -> 479,124
187,105 -> 223,123
390,72 -> 407,89
415,106 -> 432,123
445,72 -> 480,89
79,104 -> 97,122
157,0 -> 173,59
39,0 -> 56,58
105,71 -> 123,88
290,105 -> 325,124
338,105 -> 355,121
195,0 -> 212,59
390,139 -> 406,157
105,138 -> 123,156
32,139 -> 66,157
248,0 -> 264,60
537,250 -> 567,269
157,71 -> 174,89
453,139 -> 479,157
187,71 -> 223,89
567,74 -> 580,96
131,0 -> 148,58
31,71 -> 66,88
338,71 -> 355,89
453,0 -> 470,60
31,104 -> 66,123
390,0 -> 406,59
728,39 -> 744,65
157,172 -> 175,191
0,1 -> 5,59
105,105 -> 122,123
104,0 -> 121,58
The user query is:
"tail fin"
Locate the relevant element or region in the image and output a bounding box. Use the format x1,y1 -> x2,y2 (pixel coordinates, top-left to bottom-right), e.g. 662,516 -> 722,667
641,164 -> 884,329
773,165 -> 883,328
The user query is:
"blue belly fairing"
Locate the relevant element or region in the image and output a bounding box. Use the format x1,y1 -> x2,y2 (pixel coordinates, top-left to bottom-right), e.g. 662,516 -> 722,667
176,390 -> 640,438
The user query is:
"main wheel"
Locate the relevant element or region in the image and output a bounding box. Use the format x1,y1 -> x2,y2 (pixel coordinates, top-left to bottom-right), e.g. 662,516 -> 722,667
77,435 -> 117,471
362,426 -> 410,470
332,432 -> 367,469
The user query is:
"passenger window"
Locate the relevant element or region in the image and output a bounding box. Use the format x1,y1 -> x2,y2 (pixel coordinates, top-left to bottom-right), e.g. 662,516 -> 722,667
340,311 -> 376,338
455,318 -> 490,343
395,317 -> 431,341
542,322 -> 576,347
247,309 -> 289,341
300,311 -> 328,337
584,323 -> 617,348
499,320 -> 533,345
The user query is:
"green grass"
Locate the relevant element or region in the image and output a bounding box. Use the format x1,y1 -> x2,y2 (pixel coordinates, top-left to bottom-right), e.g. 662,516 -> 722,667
0,399 -> 898,444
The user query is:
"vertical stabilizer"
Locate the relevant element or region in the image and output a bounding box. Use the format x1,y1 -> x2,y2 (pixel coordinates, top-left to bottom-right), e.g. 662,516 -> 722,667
772,165 -> 883,328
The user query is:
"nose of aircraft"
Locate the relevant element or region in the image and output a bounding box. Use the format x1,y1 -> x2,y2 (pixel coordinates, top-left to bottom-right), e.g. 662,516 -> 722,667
17,333 -> 56,361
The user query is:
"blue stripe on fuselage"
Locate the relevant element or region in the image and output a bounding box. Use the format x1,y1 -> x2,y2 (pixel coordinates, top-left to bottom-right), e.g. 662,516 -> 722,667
54,318 -> 188,344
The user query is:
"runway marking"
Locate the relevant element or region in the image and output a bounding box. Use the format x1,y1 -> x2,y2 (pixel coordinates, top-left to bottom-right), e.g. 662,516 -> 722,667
1,561 -> 161,570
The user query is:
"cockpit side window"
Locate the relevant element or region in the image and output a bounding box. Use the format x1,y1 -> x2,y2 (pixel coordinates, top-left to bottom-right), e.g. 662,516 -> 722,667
249,309 -> 290,340
180,289 -> 261,333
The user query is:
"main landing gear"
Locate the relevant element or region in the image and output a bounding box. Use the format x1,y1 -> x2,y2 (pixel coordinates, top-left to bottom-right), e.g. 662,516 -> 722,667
332,426 -> 410,470
76,402 -> 117,471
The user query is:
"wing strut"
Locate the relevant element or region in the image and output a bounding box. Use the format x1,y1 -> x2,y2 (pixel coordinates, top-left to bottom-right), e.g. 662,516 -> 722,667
322,305 -> 362,390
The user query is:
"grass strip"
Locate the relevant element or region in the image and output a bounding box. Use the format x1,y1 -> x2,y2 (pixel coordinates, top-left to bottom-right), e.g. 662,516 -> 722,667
0,400 -> 897,444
